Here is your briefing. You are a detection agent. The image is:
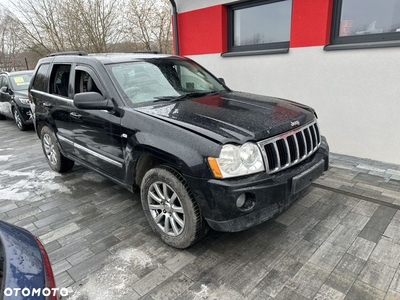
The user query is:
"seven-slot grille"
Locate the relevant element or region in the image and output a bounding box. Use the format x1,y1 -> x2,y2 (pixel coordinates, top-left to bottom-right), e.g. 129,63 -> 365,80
257,120 -> 321,174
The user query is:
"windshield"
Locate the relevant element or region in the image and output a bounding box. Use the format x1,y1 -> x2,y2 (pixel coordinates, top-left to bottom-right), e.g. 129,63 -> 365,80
107,58 -> 228,107
9,74 -> 32,92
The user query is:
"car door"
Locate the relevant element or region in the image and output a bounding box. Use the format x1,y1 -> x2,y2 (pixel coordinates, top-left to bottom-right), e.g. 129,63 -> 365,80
44,63 -> 75,153
70,65 -> 125,180
0,75 -> 12,118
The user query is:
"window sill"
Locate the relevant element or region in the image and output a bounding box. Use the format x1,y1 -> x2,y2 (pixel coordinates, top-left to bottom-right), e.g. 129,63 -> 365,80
324,40 -> 400,51
221,48 -> 289,58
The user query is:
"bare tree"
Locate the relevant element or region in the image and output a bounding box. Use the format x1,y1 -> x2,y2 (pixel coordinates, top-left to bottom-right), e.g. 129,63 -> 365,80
9,0 -> 124,55
66,0 -> 124,52
0,9 -> 25,71
126,0 -> 173,53
0,0 -> 173,68
8,0 -> 66,55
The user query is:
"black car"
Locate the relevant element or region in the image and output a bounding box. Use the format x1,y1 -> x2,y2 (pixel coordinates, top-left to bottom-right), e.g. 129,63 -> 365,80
29,52 -> 329,249
0,71 -> 34,131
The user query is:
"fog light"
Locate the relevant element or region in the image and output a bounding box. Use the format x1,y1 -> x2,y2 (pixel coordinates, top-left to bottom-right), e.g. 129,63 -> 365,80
236,194 -> 246,208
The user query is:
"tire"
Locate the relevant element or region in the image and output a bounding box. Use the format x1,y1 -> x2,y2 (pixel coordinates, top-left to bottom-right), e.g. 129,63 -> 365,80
40,126 -> 74,173
141,166 -> 208,249
13,107 -> 28,131
0,114 -> 5,120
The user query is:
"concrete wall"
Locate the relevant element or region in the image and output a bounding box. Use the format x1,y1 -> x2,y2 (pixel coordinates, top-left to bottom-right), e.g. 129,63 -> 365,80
189,46 -> 400,164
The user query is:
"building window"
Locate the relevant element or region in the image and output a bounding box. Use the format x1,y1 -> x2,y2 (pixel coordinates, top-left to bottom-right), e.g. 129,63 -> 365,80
227,0 -> 292,53
331,0 -> 400,45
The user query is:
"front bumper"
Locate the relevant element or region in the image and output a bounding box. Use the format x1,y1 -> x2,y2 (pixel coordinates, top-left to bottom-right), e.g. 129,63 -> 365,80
185,136 -> 329,232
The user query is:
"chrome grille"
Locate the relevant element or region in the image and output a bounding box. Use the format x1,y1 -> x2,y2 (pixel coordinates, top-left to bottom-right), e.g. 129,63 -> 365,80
257,120 -> 321,174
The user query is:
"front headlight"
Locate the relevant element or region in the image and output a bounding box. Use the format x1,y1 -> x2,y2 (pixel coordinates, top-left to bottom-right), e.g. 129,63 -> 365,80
208,143 -> 265,179
19,98 -> 30,105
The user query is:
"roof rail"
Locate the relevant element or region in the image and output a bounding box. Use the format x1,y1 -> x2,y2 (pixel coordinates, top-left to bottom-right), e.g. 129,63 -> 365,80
131,51 -> 159,54
0,71 -> 9,75
46,51 -> 88,57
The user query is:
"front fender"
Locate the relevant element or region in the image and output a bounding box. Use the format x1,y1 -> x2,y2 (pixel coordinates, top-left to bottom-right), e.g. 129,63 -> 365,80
120,108 -> 222,193
123,131 -> 215,188
138,132 -> 209,174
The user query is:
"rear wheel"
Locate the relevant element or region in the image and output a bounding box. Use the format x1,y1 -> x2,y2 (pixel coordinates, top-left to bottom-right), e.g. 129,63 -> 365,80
13,108 -> 27,131
40,126 -> 74,173
141,166 -> 208,249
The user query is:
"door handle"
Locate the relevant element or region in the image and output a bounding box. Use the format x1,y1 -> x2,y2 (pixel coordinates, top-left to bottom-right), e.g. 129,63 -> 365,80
42,102 -> 52,108
70,112 -> 82,119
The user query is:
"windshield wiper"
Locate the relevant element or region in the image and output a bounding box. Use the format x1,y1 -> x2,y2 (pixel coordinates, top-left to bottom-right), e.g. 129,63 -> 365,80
153,91 -> 219,103
153,94 -> 188,102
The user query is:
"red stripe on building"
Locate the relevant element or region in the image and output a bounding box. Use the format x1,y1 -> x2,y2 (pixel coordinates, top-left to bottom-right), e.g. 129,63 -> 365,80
290,0 -> 334,48
178,5 -> 227,56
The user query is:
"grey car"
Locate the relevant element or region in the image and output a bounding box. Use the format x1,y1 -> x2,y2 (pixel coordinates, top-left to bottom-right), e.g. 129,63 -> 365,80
0,71 -> 34,130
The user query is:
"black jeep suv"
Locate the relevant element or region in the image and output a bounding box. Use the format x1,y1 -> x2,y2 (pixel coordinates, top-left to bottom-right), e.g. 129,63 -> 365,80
29,52 -> 329,248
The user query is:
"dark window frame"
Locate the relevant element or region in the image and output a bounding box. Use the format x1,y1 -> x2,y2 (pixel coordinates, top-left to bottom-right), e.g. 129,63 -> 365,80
330,0 -> 400,46
227,0 -> 292,54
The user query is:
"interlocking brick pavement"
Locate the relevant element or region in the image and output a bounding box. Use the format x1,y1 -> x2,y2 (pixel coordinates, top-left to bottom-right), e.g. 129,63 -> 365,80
1,118 -> 400,299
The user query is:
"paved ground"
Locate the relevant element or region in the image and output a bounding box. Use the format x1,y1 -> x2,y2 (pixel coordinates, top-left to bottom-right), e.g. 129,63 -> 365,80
1,118 -> 400,300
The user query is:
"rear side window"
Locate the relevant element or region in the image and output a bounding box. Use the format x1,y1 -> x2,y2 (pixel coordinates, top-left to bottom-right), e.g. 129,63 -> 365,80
32,64 -> 49,92
50,64 -> 72,97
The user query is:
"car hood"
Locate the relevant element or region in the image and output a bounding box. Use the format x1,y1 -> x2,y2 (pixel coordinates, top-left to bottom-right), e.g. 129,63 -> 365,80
135,91 -> 316,144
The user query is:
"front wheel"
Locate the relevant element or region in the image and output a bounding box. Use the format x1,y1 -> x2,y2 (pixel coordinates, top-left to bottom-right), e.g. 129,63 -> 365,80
141,166 -> 208,249
40,126 -> 74,173
0,113 -> 5,120
13,108 -> 28,131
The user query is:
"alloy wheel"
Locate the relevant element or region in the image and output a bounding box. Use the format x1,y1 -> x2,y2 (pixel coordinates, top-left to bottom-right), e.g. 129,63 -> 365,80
14,109 -> 23,129
43,133 -> 57,165
148,181 -> 185,236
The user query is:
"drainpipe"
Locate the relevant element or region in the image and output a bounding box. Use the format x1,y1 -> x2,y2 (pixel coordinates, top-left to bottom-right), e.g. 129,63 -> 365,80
169,0 -> 180,55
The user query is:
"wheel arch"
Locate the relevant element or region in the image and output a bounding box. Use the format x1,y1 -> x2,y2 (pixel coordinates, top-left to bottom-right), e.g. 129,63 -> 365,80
35,119 -> 53,139
129,148 -> 192,191
11,104 -> 18,118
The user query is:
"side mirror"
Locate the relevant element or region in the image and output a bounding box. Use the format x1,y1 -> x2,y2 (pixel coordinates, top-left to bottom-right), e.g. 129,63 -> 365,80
0,86 -> 8,93
73,92 -> 114,110
218,78 -> 226,85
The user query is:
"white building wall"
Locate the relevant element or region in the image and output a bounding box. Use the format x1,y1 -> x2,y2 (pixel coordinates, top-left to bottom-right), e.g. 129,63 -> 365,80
176,0 -> 229,13
189,46 -> 400,164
